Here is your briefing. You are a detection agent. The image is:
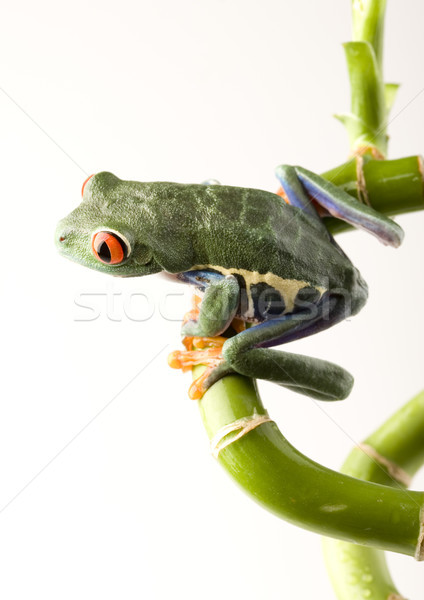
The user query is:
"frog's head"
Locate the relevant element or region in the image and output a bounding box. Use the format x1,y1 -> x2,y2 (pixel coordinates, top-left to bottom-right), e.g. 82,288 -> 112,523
55,172 -> 163,277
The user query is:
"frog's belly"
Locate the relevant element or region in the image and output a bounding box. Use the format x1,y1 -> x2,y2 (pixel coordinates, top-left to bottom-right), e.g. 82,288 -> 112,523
194,264 -> 327,322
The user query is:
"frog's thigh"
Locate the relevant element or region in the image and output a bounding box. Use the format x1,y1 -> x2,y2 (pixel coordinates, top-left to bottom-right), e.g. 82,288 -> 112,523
274,164 -> 323,224
223,314 -> 353,401
182,275 -> 240,338
294,166 -> 404,247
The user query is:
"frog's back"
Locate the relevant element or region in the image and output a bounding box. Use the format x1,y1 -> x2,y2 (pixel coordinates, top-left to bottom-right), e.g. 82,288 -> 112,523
168,183 -> 359,283
132,181 -> 367,315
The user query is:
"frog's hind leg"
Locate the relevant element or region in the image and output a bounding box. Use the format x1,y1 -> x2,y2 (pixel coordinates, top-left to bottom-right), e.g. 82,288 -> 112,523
275,164 -> 328,229
292,165 -> 404,247
226,346 -> 353,401
221,297 -> 354,401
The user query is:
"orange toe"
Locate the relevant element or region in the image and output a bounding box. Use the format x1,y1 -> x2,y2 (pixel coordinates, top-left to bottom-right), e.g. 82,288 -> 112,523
192,336 -> 227,349
188,367 -> 214,400
182,336 -> 194,351
167,347 -> 222,373
183,294 -> 202,324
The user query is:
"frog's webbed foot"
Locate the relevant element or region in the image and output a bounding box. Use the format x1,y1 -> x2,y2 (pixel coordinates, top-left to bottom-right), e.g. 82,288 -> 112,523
168,336 -> 236,399
188,359 -> 236,400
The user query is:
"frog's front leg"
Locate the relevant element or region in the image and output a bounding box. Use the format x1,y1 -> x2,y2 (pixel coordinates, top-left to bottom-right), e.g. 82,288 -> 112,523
275,164 -> 404,247
169,274 -> 240,399
222,299 -> 354,401
181,274 -> 240,338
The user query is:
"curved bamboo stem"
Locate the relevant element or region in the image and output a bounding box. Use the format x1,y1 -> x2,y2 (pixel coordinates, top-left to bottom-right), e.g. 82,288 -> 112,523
194,369 -> 424,558
322,390 -> 424,600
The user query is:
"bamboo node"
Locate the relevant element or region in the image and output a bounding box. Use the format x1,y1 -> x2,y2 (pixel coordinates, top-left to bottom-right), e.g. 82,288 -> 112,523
414,504 -> 424,561
357,443 -> 412,487
350,145 -> 386,160
210,412 -> 273,459
355,155 -> 371,206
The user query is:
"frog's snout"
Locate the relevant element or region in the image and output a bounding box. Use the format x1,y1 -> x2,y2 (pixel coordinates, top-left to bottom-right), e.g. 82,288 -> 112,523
55,222 -> 71,252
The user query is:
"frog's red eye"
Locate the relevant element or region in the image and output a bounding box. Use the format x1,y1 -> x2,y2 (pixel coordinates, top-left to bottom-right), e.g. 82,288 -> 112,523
81,174 -> 95,197
92,231 -> 129,265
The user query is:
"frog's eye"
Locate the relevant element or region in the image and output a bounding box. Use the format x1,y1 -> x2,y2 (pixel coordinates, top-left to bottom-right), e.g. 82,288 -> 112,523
81,174 -> 95,197
92,231 -> 130,265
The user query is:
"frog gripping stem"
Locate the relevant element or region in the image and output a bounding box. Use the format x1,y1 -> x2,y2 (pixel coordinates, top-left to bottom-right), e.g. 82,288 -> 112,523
168,336 -> 227,400
55,0 -> 424,596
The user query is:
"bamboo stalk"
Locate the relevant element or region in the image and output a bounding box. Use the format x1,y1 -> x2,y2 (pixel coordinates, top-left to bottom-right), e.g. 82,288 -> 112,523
352,0 -> 387,69
335,0 -> 400,158
195,369 -> 424,558
322,155 -> 424,234
320,2 -> 424,597
322,390 -> 424,600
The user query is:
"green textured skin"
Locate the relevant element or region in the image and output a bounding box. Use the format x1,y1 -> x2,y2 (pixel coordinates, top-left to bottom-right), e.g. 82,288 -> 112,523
182,275 -> 240,336
56,171 -> 366,296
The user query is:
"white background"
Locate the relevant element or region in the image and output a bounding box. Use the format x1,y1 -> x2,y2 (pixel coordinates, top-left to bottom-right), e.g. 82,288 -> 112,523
1,0 -> 424,598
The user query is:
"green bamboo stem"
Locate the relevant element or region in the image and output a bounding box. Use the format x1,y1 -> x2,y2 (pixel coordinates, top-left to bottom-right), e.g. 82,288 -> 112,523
322,390 -> 424,600
338,40 -> 388,157
335,0 -> 398,158
319,2 -> 423,596
352,0 -> 386,69
321,155 -> 424,234
194,368 -> 424,558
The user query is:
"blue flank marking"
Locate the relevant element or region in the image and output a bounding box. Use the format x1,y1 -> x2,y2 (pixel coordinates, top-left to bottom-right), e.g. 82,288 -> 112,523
177,269 -> 224,290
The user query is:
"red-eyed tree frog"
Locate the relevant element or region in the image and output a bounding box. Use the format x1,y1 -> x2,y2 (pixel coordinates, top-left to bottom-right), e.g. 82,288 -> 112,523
56,166 -> 403,402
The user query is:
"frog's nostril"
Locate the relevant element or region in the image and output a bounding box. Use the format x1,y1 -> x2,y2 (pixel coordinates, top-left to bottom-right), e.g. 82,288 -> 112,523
55,222 -> 69,248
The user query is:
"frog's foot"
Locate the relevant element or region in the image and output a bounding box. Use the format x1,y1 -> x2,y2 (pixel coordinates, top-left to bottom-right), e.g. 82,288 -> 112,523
188,360 -> 235,400
168,342 -> 224,372
168,337 -> 235,400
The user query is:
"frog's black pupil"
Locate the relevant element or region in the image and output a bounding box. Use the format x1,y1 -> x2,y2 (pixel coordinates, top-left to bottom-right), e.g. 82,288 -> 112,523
98,241 -> 111,263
